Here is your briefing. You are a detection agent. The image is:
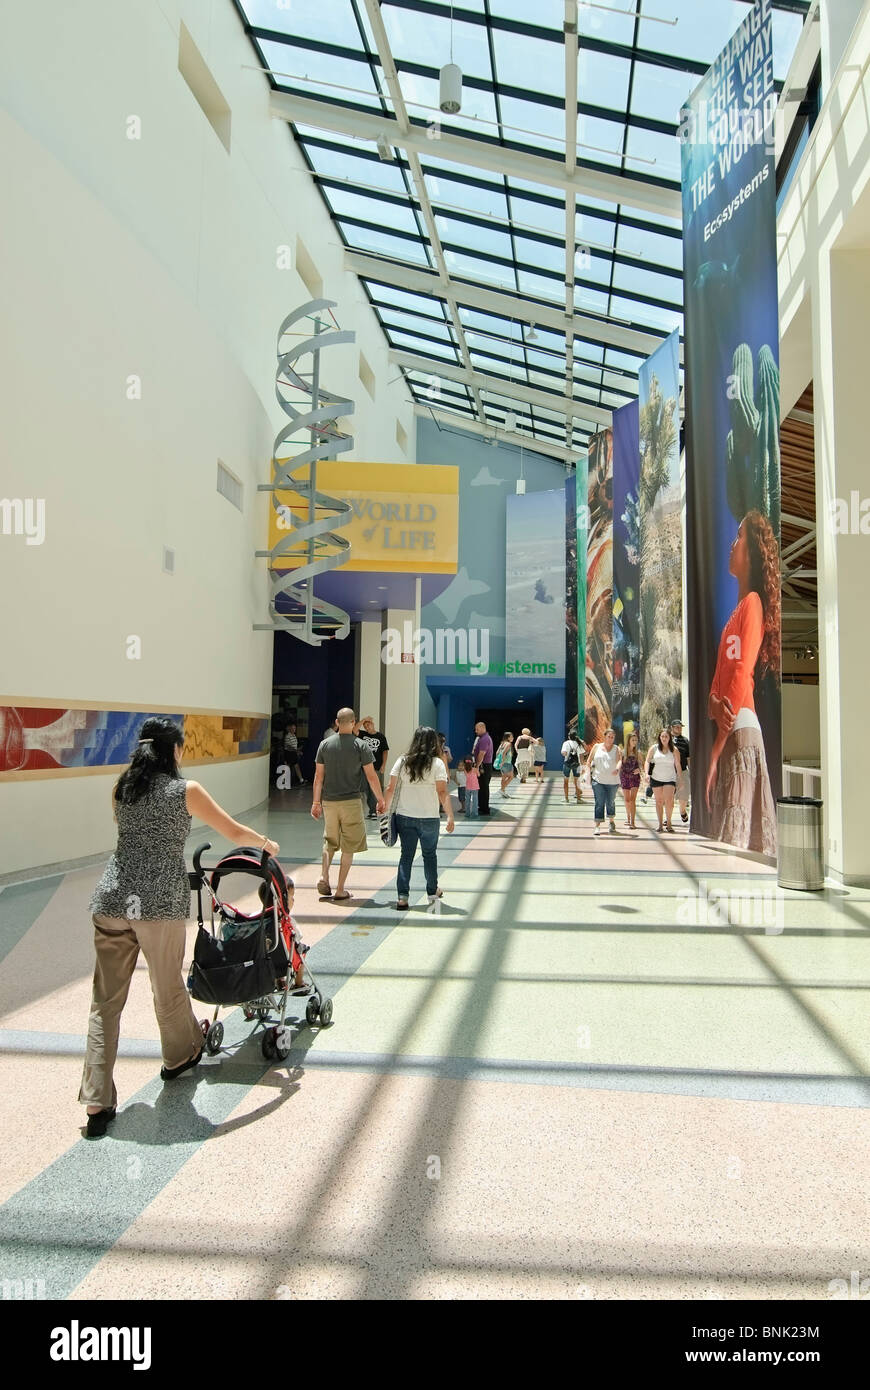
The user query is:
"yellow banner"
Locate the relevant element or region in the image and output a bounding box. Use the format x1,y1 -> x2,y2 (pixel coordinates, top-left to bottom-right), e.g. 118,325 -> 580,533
268,462 -> 458,574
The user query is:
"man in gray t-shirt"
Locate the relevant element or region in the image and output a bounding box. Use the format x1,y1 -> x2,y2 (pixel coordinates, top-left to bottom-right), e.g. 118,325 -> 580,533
311,707 -> 384,901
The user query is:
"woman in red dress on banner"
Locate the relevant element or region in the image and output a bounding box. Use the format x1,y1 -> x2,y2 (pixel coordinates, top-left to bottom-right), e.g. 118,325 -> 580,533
705,510 -> 780,855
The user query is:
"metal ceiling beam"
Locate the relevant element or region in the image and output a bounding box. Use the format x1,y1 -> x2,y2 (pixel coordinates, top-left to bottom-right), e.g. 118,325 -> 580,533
390,349 -> 612,427
360,0 -> 485,430
344,250 -> 665,357
564,0 -> 578,446
269,90 -> 682,219
413,404 -> 581,463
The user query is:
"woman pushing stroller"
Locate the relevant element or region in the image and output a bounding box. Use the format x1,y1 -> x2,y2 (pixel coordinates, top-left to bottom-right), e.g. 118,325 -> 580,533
80,716 -> 280,1138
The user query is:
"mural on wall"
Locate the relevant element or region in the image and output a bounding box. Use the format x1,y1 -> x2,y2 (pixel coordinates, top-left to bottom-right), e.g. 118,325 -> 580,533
638,329 -> 683,741
584,429 -> 614,744
611,400 -> 641,745
505,489 -> 567,678
0,706 -> 269,775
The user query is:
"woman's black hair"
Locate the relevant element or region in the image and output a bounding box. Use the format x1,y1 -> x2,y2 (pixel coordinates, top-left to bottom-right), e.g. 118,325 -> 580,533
115,717 -> 184,804
404,726 -> 440,783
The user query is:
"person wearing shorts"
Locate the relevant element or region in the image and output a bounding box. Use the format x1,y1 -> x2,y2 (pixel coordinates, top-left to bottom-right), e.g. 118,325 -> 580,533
311,707 -> 385,901
561,733 -> 585,803
532,737 -> 546,782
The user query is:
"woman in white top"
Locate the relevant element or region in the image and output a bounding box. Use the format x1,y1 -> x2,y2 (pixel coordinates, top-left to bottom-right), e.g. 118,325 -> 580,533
643,728 -> 683,833
383,726 -> 454,910
560,732 -> 586,803
586,728 -> 622,835
532,737 -> 547,783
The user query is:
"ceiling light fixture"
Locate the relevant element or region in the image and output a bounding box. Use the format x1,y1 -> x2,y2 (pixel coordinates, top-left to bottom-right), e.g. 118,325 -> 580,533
440,2 -> 462,113
525,324 -> 539,342
376,134 -> 394,161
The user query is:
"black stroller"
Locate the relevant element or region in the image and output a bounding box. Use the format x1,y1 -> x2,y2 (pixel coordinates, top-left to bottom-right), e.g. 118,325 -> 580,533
187,843 -> 333,1062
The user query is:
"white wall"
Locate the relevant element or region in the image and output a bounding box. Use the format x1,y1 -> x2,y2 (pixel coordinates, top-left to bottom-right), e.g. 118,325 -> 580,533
777,2 -> 870,881
782,684 -> 821,764
0,0 -> 415,874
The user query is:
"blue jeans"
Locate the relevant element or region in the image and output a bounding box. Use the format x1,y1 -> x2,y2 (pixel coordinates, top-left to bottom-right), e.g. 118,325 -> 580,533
466,789 -> 478,817
395,814 -> 440,899
593,782 -> 617,822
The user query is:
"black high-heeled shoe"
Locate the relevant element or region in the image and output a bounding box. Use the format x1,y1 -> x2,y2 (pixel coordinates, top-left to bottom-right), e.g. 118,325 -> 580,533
85,1107 -> 116,1139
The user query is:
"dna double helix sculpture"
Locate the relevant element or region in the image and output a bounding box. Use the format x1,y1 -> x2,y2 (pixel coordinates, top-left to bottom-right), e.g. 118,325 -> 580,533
255,298 -> 354,644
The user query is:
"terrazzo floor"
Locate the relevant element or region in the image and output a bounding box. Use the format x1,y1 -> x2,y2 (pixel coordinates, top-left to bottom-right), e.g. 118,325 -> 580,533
0,777 -> 868,1301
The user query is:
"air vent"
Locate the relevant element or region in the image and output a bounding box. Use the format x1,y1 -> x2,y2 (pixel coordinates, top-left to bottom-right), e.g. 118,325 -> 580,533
359,352 -> 376,401
178,22 -> 231,153
216,459 -> 243,512
162,547 -> 175,575
295,238 -> 323,300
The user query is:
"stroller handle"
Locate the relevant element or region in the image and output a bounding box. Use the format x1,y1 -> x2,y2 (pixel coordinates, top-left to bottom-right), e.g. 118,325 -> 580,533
192,842 -> 212,877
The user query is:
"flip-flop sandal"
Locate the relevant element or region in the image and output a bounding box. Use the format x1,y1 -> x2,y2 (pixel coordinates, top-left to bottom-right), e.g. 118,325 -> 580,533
332,891 -> 352,901
316,879 -> 332,897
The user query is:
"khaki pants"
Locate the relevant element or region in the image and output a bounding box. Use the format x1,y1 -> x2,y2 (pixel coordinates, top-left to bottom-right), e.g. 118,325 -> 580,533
78,913 -> 203,1109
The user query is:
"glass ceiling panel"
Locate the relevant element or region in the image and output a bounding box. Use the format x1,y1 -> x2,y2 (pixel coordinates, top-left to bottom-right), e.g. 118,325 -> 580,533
367,282 -> 446,316
576,48 -> 633,114
260,42 -> 381,108
380,8 -> 492,81
434,215 -> 513,259
497,96 -> 565,158
616,222 -> 682,272
425,173 -> 509,222
243,0 -> 359,46
507,193 -> 567,239
609,295 -> 683,336
624,125 -> 682,184
629,60 -> 696,127
339,222 -> 431,265
444,249 -> 515,288
380,309 -> 454,340
492,31 -> 565,101
325,187 -> 421,237
236,0 -> 809,449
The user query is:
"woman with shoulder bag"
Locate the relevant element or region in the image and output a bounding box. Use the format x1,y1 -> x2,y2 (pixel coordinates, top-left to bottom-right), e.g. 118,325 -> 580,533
383,726 -> 454,911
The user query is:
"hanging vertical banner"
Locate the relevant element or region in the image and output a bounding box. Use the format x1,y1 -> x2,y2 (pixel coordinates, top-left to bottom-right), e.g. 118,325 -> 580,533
584,428 -> 613,744
681,0 -> 781,855
505,489 -> 566,677
576,458 -> 588,734
565,473 -> 579,726
638,330 -> 683,739
611,400 -> 640,745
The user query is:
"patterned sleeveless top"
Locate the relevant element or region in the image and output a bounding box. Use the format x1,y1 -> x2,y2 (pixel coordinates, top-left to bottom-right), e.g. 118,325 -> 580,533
91,775 -> 191,920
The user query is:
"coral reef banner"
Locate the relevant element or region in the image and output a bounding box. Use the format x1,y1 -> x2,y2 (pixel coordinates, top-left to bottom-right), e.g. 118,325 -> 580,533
611,400 -> 640,745
638,330 -> 682,741
681,0 -> 782,855
584,429 -> 613,744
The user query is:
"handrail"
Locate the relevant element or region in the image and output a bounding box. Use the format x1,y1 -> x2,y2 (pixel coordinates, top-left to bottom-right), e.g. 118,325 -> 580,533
782,762 -> 822,798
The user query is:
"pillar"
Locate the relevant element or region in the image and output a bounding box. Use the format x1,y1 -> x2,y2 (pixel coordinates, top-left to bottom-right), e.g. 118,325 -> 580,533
820,0 -> 863,94
380,606 -> 419,758
357,620 -> 383,727
812,242 -> 870,882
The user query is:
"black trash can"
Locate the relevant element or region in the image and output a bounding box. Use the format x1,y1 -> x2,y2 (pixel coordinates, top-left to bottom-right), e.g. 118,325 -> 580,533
777,796 -> 824,890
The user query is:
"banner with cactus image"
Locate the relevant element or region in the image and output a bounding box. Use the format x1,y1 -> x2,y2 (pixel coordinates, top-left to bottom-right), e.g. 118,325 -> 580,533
638,332 -> 683,744
681,0 -> 782,854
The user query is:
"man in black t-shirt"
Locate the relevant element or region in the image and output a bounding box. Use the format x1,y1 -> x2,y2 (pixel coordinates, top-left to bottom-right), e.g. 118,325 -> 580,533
358,715 -> 390,819
671,721 -> 690,823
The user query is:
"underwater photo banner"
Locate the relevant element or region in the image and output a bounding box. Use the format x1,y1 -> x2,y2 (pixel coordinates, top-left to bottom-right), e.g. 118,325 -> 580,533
681,0 -> 782,854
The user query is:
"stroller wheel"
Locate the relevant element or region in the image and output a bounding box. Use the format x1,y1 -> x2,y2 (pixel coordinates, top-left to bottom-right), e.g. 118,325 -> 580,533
305,997 -> 320,1026
319,997 -> 334,1026
261,1028 -> 277,1061
206,1021 -> 224,1055
274,1026 -> 290,1061
257,1006 -> 270,1022
242,1004 -> 255,1022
